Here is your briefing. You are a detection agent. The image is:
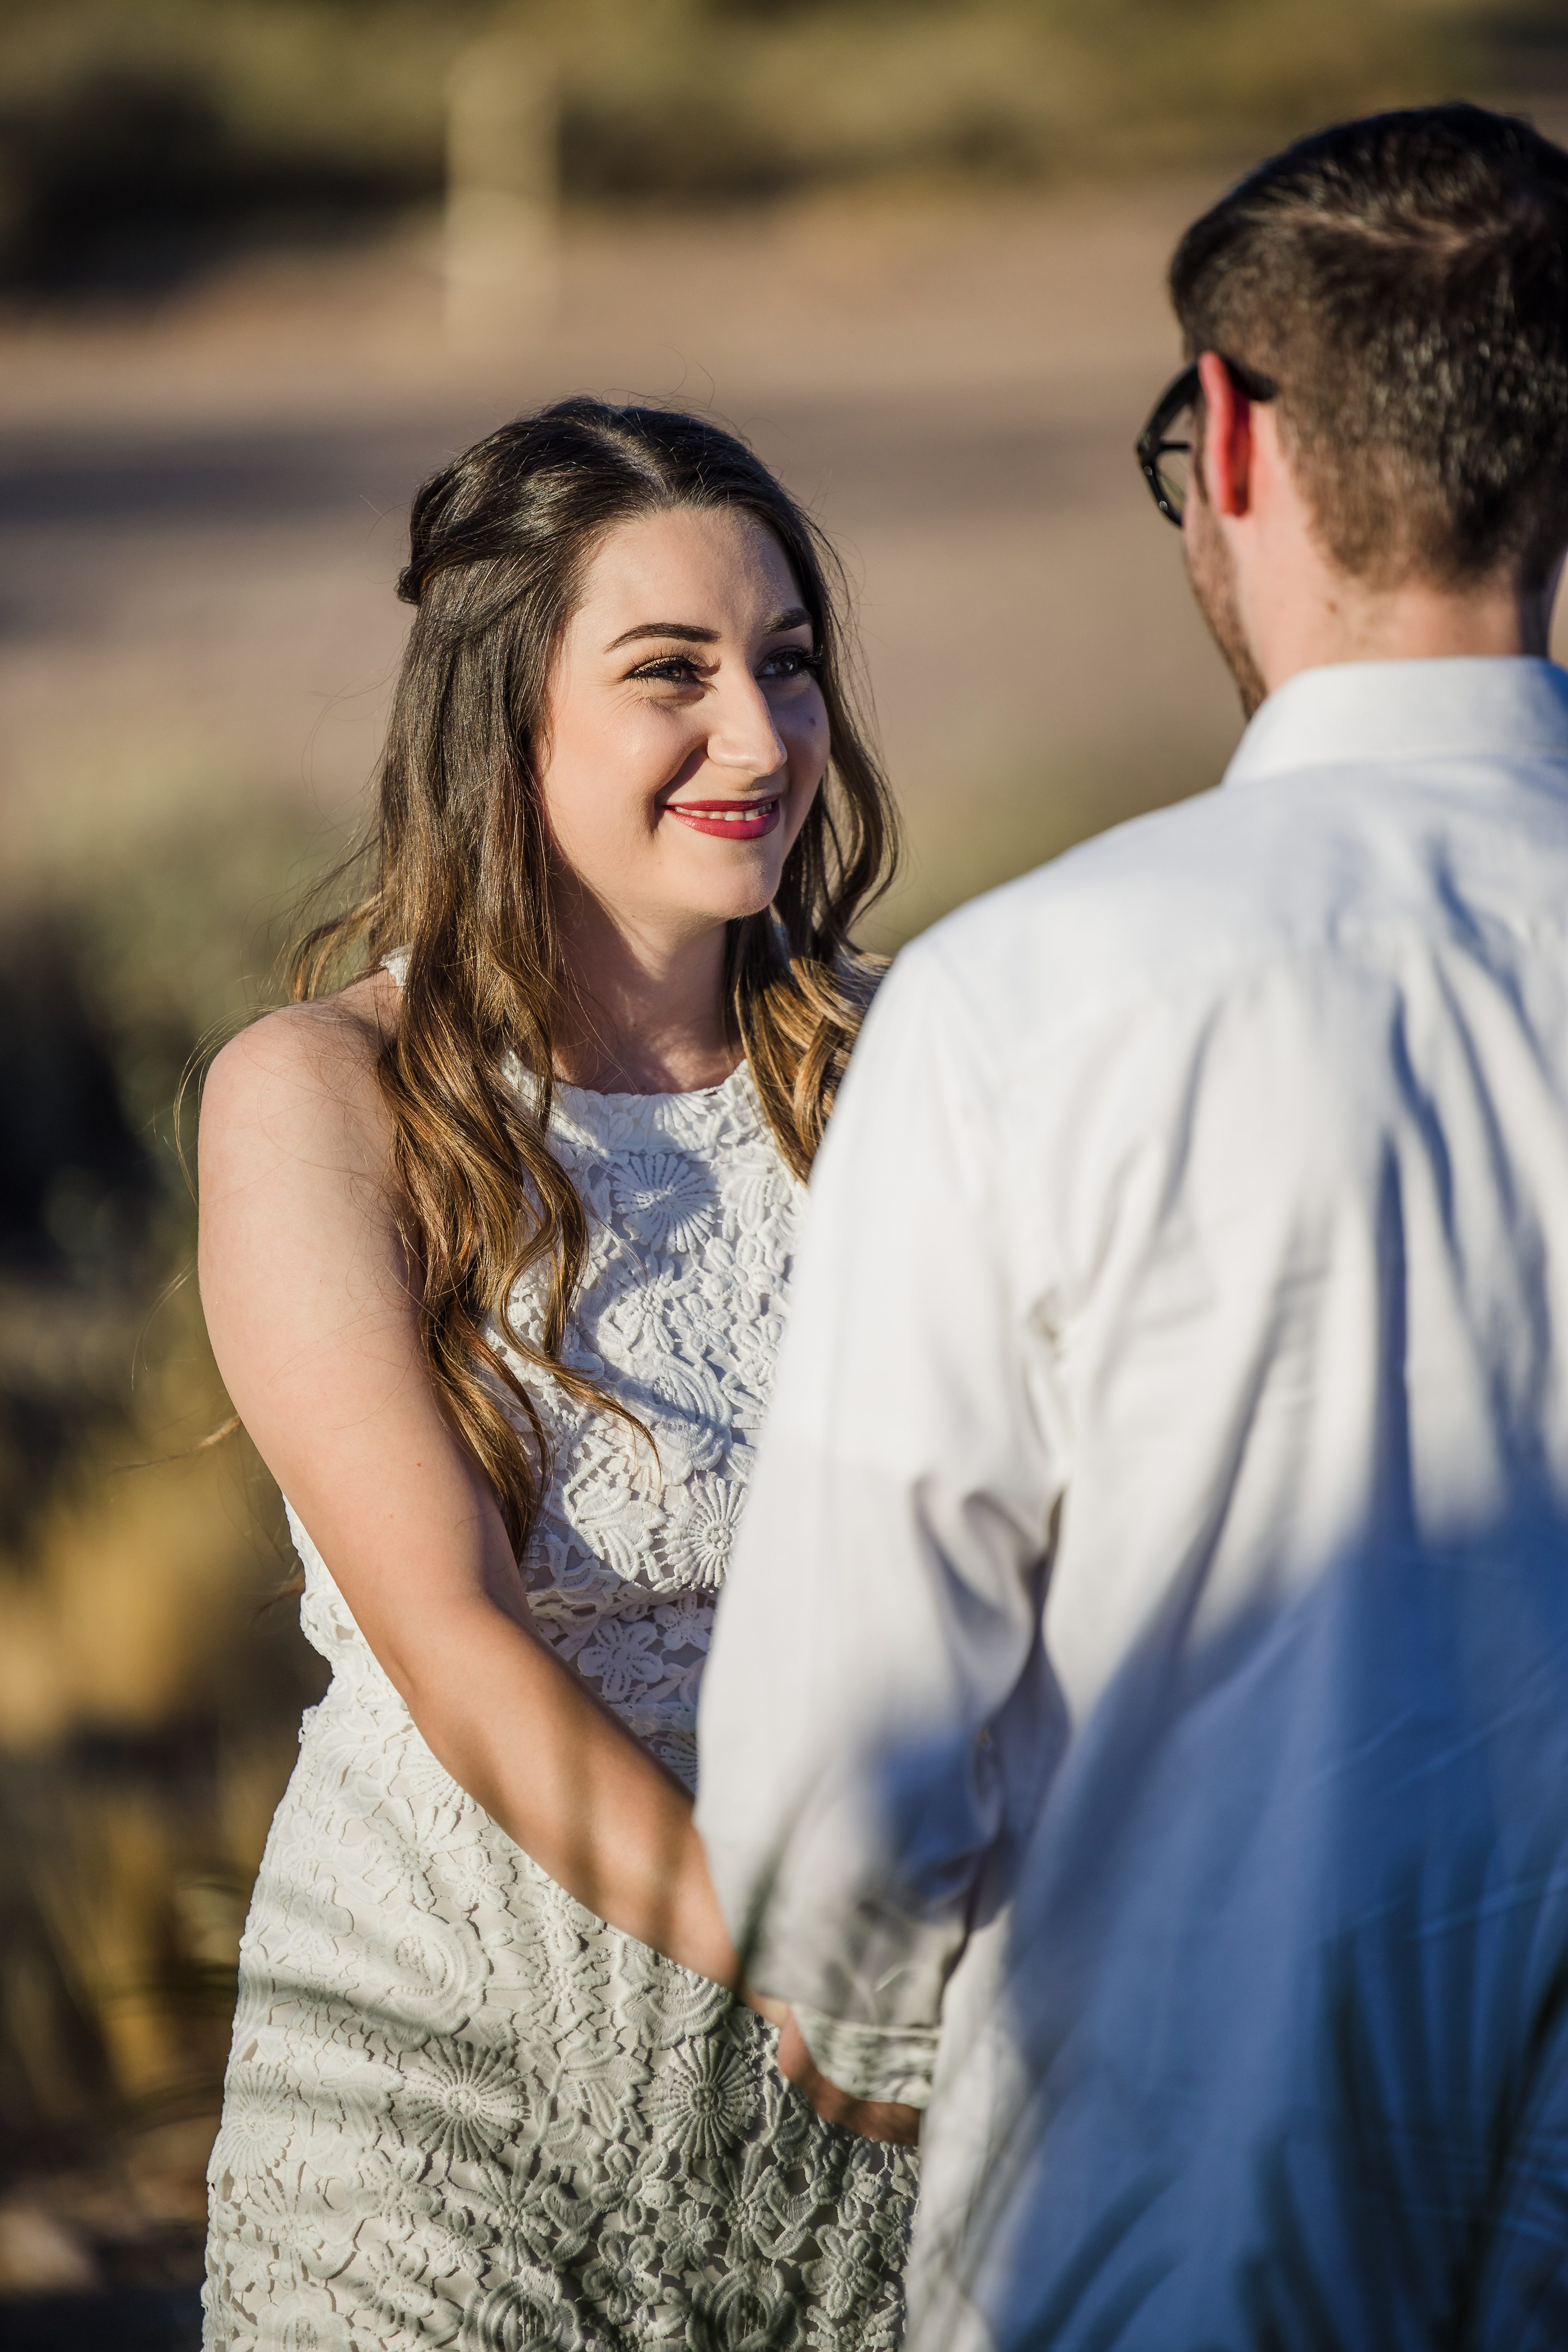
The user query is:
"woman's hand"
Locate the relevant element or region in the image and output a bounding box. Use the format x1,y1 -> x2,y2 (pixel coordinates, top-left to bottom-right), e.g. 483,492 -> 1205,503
775,2011 -> 923,2146
198,981 -> 752,1996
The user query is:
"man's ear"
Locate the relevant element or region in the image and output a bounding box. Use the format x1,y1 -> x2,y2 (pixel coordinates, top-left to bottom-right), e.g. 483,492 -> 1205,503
1196,352 -> 1253,521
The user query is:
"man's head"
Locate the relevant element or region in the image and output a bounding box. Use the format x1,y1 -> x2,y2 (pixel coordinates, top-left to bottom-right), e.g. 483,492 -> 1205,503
1160,105 -> 1568,712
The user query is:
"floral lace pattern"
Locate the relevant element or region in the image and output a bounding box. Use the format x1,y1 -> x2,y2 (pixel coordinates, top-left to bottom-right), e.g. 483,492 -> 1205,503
510,1069 -> 798,1790
204,1065 -> 917,2349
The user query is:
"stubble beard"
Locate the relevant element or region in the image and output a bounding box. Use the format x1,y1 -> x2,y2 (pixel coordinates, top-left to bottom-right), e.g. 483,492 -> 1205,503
1184,489 -> 1269,721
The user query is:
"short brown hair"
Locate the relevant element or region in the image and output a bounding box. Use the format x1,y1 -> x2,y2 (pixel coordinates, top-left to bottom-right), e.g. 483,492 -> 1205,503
1171,103 -> 1568,589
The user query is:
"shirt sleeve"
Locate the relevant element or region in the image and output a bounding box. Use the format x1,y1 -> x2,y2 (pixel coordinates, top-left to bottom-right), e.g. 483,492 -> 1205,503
695,940 -> 1067,2104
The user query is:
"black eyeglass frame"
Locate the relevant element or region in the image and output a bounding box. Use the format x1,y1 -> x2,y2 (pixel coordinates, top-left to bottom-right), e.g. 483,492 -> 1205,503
1136,356 -> 1277,528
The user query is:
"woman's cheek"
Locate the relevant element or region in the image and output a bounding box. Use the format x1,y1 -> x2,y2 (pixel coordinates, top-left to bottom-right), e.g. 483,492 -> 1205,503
788,707 -> 828,788
799,723 -> 829,802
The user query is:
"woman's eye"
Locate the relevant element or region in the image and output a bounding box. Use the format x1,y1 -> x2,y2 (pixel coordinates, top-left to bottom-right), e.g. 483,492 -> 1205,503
759,647 -> 817,681
631,656 -> 701,684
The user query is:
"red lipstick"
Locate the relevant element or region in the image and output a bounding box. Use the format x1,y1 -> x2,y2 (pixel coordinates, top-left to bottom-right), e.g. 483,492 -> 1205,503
665,794 -> 782,841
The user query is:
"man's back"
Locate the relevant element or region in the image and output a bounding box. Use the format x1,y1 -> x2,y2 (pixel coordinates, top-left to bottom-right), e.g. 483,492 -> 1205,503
700,658 -> 1568,2346
942,657 -> 1568,1721
924,655 -> 1568,2344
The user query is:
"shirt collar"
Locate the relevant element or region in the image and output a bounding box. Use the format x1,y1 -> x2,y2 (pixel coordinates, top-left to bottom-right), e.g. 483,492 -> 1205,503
1222,658 -> 1568,791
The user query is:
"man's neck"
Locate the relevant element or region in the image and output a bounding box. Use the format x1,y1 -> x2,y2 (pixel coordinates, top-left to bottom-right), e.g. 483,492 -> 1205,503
1255,567 -> 1557,700
1199,394 -> 1564,707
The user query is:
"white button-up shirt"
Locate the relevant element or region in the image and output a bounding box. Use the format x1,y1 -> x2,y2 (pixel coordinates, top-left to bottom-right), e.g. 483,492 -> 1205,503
698,658 -> 1568,2348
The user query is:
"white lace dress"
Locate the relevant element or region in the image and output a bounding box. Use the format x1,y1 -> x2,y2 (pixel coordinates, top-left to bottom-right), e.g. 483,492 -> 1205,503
202,1062 -> 917,2351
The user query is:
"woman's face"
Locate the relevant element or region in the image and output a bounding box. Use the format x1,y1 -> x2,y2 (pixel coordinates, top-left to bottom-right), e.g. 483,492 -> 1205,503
539,505 -> 828,940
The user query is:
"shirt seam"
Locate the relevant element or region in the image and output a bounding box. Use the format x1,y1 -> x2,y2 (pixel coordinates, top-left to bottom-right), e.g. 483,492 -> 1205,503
1228,742 -> 1568,789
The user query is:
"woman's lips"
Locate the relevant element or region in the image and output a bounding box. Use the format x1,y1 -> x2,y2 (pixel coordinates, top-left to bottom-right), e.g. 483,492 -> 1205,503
665,794 -> 782,841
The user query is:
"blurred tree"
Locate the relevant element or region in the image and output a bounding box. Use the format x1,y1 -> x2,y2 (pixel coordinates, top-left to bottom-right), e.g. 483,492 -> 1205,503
0,798 -> 332,2221
0,795 -> 328,1566
0,0 -> 1538,292
0,918 -> 158,1558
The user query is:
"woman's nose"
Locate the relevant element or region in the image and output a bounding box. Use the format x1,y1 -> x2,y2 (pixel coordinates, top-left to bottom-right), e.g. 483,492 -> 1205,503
707,672 -> 787,778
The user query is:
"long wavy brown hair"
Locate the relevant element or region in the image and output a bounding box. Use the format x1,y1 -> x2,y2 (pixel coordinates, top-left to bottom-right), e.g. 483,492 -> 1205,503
290,398 -> 898,1558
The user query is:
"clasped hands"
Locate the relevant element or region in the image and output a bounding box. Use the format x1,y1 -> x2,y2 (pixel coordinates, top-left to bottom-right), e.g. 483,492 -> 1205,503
760,2001 -> 922,2147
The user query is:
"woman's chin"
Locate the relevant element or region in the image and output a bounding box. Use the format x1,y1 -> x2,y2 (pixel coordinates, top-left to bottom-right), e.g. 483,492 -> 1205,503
723,883 -> 784,924
668,866 -> 786,929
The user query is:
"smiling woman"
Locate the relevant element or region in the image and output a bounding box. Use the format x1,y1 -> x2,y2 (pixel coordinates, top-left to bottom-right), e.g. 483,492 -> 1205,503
194,401 -> 916,2351
536,503 -> 836,1092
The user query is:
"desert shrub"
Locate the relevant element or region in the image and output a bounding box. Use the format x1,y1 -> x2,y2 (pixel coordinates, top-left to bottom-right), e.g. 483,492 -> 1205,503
0,797 -> 330,2186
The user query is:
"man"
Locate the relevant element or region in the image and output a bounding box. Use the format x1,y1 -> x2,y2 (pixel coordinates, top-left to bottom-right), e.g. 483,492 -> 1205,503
697,105 -> 1568,2347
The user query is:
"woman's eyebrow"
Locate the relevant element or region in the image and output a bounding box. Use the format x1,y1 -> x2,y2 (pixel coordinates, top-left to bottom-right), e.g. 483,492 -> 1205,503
605,621 -> 718,651
605,605 -> 811,653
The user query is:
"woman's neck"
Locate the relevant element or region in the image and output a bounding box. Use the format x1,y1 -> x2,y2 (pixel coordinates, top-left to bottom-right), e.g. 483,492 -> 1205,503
551,890 -> 739,1096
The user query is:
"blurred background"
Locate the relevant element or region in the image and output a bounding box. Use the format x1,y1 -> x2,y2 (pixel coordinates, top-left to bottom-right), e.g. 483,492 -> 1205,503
1,1 -> 1565,2342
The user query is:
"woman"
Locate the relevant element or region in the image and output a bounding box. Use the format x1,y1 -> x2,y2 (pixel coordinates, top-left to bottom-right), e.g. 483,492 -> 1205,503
198,400 -> 917,2351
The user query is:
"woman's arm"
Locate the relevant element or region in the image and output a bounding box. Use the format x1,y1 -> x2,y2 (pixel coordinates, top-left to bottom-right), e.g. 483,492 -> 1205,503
197,980 -> 754,1998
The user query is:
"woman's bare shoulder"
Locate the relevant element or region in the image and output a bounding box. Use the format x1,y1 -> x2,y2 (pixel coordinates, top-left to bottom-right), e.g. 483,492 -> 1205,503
201,970 -> 400,1165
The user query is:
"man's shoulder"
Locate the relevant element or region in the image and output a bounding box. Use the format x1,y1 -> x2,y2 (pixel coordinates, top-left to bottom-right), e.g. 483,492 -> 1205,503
912,778 -> 1301,1037
907,744 -> 1568,1068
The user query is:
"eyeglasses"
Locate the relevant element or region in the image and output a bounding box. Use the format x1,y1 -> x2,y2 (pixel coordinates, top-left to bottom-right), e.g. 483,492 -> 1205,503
1135,357 -> 1277,528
